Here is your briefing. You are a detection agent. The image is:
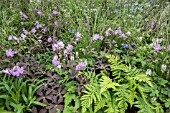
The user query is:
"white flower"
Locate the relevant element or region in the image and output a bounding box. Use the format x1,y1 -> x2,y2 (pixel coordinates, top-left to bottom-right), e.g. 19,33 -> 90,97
146,69 -> 152,75
161,64 -> 167,72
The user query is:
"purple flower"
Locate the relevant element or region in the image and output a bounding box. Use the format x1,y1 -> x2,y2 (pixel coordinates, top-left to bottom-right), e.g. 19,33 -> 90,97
52,44 -> 57,51
168,45 -> 170,50
34,8 -> 39,12
37,11 -> 44,16
6,49 -> 15,57
75,32 -> 81,38
4,20 -> 8,22
114,30 -> 119,35
76,60 -> 87,71
92,34 -> 100,40
20,12 -> 28,19
23,28 -> 28,35
120,33 -> 126,38
154,44 -> 162,52
38,40 -> 42,43
52,10 -> 58,15
8,35 -> 13,40
74,38 -> 79,44
99,36 -> 104,40
64,44 -> 73,54
9,66 -> 24,77
31,28 -> 36,33
36,24 -> 42,29
12,36 -> 18,41
105,28 -> 112,37
47,37 -> 52,43
2,69 -> 10,75
66,44 -> 73,52
52,56 -> 60,67
14,66 -> 24,76
56,40 -> 64,50
21,34 -> 26,40
43,28 -> 47,33
150,21 -> 154,29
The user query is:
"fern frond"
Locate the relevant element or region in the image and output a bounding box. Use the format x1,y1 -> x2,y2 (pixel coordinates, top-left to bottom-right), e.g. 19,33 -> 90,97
100,76 -> 121,93
114,84 -> 129,113
135,97 -> 154,113
80,83 -> 101,113
94,99 -> 107,112
130,73 -> 152,86
105,95 -> 119,113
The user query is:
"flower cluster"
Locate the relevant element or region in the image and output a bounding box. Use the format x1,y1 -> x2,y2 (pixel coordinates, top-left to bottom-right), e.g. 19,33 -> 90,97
92,34 -> 103,41
52,55 -> 61,69
64,44 -> 73,54
52,40 -> 65,51
2,66 -> 24,77
105,27 -> 131,38
76,60 -> 87,71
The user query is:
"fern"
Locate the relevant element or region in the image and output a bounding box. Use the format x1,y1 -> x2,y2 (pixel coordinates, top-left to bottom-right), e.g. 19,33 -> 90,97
100,76 -> 121,93
80,83 -> 101,113
130,73 -> 152,86
114,84 -> 129,113
135,97 -> 154,113
80,54 -> 155,113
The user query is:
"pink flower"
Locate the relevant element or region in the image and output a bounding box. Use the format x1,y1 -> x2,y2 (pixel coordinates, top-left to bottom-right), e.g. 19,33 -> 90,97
168,45 -> 170,50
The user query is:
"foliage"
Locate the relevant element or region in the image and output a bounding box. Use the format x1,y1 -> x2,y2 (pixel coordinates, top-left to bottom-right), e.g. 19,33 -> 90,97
0,75 -> 46,113
0,0 -> 169,112
80,54 -> 154,113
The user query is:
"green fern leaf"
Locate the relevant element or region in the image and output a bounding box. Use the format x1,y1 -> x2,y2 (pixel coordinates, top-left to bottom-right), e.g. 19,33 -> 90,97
80,83 -> 101,113
135,97 -> 154,113
100,76 -> 121,93
130,73 -> 152,86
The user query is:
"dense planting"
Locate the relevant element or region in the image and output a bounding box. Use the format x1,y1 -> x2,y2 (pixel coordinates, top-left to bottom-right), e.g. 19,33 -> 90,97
0,0 -> 170,113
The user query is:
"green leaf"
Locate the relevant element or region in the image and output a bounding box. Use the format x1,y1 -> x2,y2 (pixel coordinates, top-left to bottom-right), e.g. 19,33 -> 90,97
32,101 -> 47,107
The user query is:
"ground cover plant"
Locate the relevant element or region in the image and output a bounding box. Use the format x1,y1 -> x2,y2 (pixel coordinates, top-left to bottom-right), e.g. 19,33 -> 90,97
0,0 -> 170,113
